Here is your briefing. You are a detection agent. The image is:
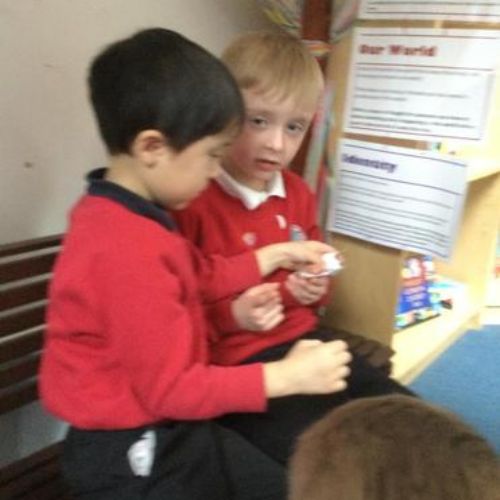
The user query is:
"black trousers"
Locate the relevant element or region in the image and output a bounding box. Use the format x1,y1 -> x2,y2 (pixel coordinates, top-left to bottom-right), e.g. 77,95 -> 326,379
62,421 -> 286,500
217,328 -> 416,465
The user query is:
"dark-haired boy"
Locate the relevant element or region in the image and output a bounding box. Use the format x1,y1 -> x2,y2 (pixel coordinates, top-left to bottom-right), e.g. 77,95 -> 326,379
39,28 -> 351,500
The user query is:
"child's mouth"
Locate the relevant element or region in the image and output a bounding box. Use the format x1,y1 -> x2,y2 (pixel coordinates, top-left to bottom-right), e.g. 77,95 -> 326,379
255,159 -> 279,171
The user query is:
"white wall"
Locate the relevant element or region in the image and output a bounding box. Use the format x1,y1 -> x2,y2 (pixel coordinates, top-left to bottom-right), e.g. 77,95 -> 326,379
0,0 -> 273,243
0,0 -> 274,465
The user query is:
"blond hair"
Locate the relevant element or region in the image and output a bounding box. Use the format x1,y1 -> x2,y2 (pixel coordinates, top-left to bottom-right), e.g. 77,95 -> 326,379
289,395 -> 500,500
222,31 -> 324,112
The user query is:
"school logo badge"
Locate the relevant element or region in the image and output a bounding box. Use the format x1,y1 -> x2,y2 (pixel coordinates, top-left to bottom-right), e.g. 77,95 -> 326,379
275,214 -> 287,229
289,224 -> 306,241
242,232 -> 257,246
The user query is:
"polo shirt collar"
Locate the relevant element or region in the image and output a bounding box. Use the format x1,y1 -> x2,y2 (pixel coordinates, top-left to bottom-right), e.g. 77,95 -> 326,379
86,168 -> 177,231
215,170 -> 286,210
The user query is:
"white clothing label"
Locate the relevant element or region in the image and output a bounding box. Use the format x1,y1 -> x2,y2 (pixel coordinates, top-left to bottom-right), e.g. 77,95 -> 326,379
127,430 -> 156,477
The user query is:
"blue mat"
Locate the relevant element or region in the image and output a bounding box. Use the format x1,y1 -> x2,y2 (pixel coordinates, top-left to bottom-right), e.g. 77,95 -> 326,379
409,324 -> 500,454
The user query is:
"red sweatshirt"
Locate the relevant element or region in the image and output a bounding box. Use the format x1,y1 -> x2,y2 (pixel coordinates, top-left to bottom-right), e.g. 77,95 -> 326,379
40,172 -> 266,430
174,170 -> 329,365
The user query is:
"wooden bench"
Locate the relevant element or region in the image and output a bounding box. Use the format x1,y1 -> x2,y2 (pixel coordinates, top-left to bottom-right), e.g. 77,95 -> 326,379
0,234 -> 72,499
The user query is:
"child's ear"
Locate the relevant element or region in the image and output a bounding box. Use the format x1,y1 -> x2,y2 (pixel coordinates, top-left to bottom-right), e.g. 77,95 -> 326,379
130,130 -> 170,167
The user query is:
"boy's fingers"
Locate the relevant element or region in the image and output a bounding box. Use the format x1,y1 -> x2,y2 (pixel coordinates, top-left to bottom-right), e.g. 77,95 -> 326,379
265,311 -> 285,330
261,282 -> 280,292
295,339 -> 349,354
256,302 -> 282,318
288,241 -> 333,267
308,277 -> 330,287
324,362 -> 351,393
251,292 -> 274,304
253,309 -> 284,331
291,339 -> 323,353
249,282 -> 280,295
325,340 -> 349,354
248,285 -> 281,306
330,379 -> 348,392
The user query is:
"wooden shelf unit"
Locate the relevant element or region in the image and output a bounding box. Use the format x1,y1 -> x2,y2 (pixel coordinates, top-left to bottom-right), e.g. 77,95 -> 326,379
321,21 -> 500,383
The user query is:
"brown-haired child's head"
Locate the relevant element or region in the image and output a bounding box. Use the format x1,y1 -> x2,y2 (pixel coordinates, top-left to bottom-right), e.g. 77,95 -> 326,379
289,395 -> 500,500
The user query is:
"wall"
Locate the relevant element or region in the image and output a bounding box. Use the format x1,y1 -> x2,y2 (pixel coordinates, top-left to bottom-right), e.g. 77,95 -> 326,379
0,0 -> 273,243
0,0 -> 274,466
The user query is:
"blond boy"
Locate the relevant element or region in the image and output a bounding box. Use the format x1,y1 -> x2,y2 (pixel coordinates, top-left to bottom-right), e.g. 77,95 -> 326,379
175,31 -> 414,465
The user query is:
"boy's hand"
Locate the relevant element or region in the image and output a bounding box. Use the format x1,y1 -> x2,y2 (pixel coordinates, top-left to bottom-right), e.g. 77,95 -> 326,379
255,241 -> 336,277
285,273 -> 329,305
231,283 -> 284,331
263,340 -> 351,398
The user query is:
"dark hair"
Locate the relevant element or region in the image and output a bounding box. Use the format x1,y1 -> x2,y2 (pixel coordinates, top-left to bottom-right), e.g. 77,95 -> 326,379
89,28 -> 244,154
289,395 -> 500,500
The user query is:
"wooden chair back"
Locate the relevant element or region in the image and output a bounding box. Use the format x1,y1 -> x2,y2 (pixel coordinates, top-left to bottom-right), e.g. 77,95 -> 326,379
0,234 -> 71,499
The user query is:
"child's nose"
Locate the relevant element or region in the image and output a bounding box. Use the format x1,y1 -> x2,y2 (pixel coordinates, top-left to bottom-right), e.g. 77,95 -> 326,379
265,127 -> 285,151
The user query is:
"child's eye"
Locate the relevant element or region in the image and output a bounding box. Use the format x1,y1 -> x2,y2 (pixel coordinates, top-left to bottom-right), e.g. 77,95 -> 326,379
208,152 -> 224,163
287,122 -> 305,135
249,116 -> 267,128
210,153 -> 223,162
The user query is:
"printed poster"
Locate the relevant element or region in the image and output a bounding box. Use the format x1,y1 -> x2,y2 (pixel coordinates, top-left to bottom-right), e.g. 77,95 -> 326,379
344,28 -> 500,142
359,1 -> 500,22
328,139 -> 468,259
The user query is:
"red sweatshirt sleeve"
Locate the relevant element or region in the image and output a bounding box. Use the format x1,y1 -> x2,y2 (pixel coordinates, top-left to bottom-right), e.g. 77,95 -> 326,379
189,241 -> 261,303
174,207 -> 262,303
205,297 -> 240,338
